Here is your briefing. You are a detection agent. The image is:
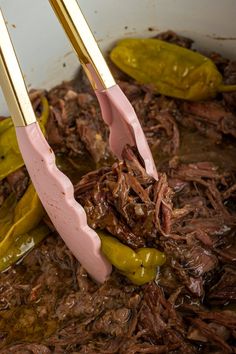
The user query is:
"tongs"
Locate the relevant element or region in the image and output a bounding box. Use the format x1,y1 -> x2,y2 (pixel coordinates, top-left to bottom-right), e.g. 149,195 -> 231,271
0,1 -> 157,283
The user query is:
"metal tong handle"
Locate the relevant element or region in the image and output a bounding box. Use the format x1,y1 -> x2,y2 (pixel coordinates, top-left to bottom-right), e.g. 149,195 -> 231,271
0,9 -> 36,127
49,0 -> 116,91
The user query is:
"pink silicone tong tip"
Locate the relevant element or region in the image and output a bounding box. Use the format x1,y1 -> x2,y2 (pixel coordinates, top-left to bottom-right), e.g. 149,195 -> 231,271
16,122 -> 112,283
95,84 -> 158,180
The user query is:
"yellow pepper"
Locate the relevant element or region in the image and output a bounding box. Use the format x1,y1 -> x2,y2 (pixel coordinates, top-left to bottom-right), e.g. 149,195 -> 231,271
99,231 -> 166,285
110,38 -> 236,101
99,233 -> 142,272
136,247 -> 166,267
124,266 -> 157,286
0,119 -> 24,180
0,96 -> 49,181
0,223 -> 49,272
0,183 -> 50,271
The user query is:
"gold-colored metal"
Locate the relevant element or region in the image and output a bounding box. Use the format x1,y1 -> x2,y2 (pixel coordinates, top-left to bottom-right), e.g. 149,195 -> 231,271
0,9 -> 36,127
49,0 -> 116,90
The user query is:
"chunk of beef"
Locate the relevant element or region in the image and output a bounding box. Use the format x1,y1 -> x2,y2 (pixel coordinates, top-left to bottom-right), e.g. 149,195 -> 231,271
178,100 -> 236,142
209,52 -> 230,74
0,344 -> 52,354
46,82 -> 111,163
223,61 -> 236,111
0,179 -> 10,207
6,167 -> 29,200
207,267 -> 236,304
155,30 -> 194,49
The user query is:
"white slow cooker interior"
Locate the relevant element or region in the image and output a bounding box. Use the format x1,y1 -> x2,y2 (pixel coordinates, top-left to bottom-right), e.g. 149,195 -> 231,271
0,0 -> 235,115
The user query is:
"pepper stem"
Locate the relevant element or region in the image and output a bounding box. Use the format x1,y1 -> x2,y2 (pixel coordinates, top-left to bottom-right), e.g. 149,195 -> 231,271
218,84 -> 236,93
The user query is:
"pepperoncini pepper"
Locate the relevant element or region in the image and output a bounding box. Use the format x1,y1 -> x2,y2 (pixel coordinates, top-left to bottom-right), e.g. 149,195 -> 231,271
124,266 -> 157,286
99,232 -> 166,285
136,247 -> 166,267
0,183 -> 50,271
100,234 -> 142,272
110,38 -> 236,101
0,119 -> 24,180
0,96 -> 49,180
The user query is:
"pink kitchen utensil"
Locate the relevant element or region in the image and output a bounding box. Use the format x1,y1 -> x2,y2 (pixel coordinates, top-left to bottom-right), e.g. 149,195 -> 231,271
49,0 -> 158,180
0,1 -> 157,283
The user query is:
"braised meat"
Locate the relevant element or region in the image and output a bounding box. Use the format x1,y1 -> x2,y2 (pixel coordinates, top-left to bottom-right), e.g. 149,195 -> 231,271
0,31 -> 236,353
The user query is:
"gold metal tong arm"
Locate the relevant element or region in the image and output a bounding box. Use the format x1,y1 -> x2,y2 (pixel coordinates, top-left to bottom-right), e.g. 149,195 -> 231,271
49,0 -> 116,90
0,9 -> 36,127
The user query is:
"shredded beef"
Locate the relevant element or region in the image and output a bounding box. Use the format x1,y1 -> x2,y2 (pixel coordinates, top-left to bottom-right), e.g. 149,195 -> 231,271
0,156 -> 29,208
46,81 -> 111,163
209,51 -> 230,75
75,146 -> 172,248
0,30 -> 236,353
207,266 -> 236,304
6,167 -> 29,200
178,100 -> 236,141
154,30 -> 194,49
223,61 -> 236,111
0,178 -> 10,207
